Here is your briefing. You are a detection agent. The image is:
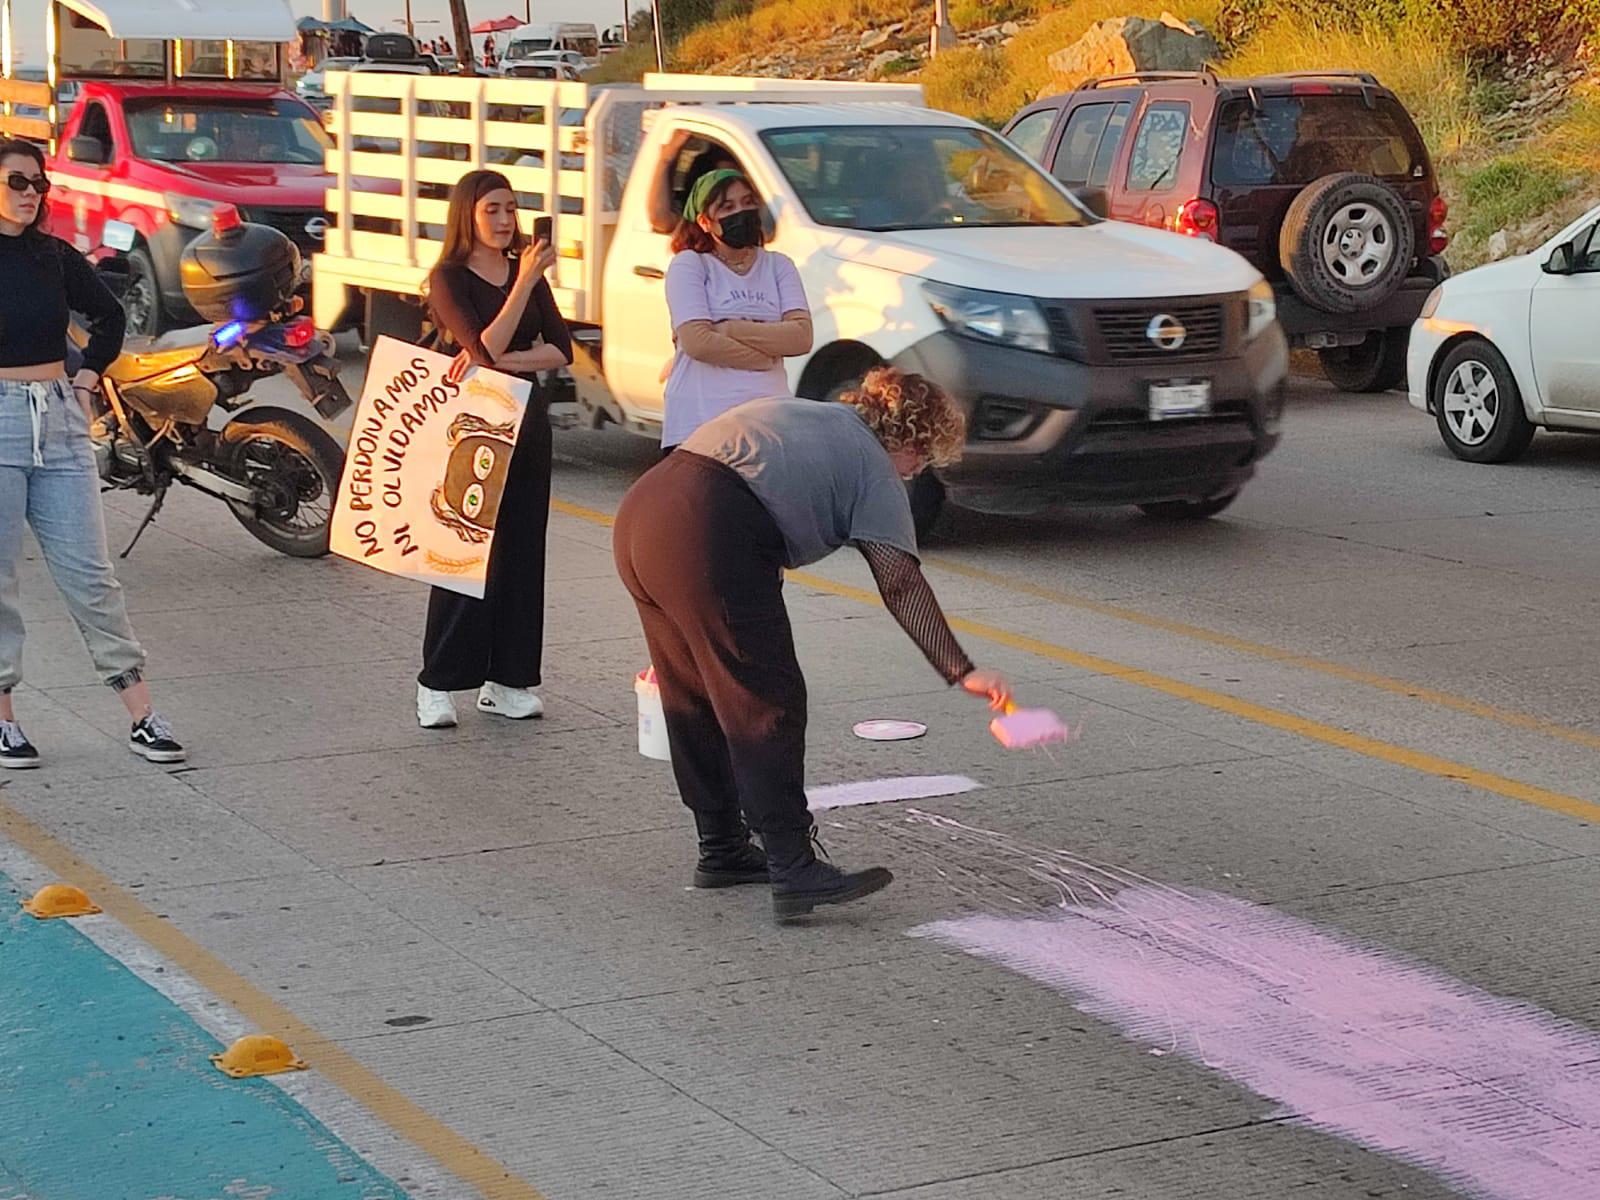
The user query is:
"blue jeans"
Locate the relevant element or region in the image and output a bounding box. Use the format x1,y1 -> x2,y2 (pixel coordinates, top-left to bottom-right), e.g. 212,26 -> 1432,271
0,377 -> 146,694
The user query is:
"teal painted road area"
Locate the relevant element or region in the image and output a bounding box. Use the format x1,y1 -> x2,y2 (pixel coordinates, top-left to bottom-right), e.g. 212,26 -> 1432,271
0,871 -> 406,1200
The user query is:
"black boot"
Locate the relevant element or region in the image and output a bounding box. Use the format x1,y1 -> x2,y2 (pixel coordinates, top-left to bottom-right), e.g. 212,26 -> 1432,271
692,811 -> 769,889
767,828 -> 893,922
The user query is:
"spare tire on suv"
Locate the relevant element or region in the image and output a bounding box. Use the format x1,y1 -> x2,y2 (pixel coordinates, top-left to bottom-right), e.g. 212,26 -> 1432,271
1280,172 -> 1414,314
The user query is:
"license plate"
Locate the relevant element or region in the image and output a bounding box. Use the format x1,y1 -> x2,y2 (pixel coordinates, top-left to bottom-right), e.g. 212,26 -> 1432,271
1149,381 -> 1212,421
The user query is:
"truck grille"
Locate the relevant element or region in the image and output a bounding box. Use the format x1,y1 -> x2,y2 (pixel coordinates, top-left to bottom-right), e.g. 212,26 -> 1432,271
1092,302 -> 1226,362
241,207 -> 329,253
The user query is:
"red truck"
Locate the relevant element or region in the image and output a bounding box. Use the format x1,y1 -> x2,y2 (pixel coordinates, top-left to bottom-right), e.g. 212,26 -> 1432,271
0,0 -> 333,335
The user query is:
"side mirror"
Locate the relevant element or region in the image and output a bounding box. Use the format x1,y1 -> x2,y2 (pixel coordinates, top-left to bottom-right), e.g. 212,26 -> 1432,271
66,135 -> 106,164
1074,186 -> 1110,219
1543,241 -> 1575,275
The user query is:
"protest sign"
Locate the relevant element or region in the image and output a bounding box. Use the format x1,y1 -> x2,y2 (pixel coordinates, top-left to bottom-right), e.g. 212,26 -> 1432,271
331,336 -> 531,599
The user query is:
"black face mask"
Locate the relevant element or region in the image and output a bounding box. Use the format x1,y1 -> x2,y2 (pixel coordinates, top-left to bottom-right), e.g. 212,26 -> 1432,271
715,209 -> 762,250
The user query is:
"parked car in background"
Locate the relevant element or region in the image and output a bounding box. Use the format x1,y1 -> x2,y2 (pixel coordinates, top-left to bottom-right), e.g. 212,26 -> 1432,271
502,55 -> 584,82
296,56 -> 360,110
1407,203 -> 1599,462
1004,71 -> 1449,393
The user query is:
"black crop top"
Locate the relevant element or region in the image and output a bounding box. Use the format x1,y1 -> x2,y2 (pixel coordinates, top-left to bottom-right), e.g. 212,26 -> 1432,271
0,231 -> 126,376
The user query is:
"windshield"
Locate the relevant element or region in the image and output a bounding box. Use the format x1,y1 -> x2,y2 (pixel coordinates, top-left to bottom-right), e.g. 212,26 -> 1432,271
762,125 -> 1089,231
504,39 -> 553,59
126,99 -> 332,165
1213,95 -> 1420,186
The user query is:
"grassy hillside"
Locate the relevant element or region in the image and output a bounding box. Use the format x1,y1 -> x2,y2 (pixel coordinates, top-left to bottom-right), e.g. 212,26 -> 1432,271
625,0 -> 1599,267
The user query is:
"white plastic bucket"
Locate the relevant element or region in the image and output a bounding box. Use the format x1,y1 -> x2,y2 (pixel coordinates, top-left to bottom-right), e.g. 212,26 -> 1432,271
635,666 -> 671,761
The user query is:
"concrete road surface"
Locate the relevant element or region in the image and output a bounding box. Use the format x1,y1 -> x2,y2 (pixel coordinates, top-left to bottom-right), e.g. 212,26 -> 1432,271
2,371 -> 1598,1200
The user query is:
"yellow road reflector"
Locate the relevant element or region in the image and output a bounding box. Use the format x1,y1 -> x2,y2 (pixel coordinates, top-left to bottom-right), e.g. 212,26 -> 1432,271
211,1035 -> 309,1078
21,883 -> 101,919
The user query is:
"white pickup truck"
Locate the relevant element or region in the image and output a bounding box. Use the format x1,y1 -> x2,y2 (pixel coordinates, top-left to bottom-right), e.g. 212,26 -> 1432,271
312,73 -> 1288,528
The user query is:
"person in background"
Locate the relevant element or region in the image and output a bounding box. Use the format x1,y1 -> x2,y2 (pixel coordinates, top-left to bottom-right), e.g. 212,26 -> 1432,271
0,139 -> 185,768
613,368 -> 1012,922
661,169 -> 811,451
648,130 -> 739,235
416,169 -> 573,730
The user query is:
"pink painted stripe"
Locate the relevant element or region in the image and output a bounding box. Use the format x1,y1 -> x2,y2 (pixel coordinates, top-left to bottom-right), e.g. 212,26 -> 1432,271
913,885 -> 1600,1198
806,775 -> 980,811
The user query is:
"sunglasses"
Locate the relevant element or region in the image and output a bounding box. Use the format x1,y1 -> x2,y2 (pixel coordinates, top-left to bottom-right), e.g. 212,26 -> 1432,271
6,172 -> 50,196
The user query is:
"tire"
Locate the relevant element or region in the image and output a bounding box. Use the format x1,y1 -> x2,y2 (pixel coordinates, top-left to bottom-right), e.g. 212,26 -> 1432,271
1138,490 -> 1240,520
1280,173 -> 1415,313
1318,327 -> 1409,393
1431,339 -> 1535,464
123,246 -> 165,338
219,410 -> 345,557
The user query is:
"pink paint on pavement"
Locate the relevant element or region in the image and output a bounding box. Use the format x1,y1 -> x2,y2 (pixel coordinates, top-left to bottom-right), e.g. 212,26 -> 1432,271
911,863 -> 1600,1197
806,775 -> 980,811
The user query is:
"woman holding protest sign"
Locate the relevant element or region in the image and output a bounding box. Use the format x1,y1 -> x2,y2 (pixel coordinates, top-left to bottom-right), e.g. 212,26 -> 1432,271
415,169 -> 573,730
660,169 -> 812,451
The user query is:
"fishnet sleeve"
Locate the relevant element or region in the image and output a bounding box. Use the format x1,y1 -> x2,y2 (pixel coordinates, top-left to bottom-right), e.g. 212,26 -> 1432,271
858,541 -> 975,686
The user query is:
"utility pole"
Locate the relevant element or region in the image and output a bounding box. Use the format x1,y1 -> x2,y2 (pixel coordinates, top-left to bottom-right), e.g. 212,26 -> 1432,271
930,0 -> 956,56
403,0 -> 413,38
650,0 -> 664,70
447,0 -> 478,72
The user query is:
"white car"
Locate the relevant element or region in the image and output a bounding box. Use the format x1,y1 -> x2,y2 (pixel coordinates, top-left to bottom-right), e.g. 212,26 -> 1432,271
1408,203 -> 1600,462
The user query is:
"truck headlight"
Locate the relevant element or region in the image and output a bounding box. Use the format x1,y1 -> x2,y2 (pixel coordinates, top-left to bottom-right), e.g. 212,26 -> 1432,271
166,193 -> 224,230
1246,278 -> 1276,341
1420,285 -> 1444,319
923,281 -> 1053,354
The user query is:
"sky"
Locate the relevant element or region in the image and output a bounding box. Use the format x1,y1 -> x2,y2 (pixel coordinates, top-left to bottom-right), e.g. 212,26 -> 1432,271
7,0 -> 645,68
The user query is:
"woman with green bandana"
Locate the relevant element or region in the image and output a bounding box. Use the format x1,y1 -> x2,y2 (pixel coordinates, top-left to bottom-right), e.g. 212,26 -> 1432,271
660,169 -> 812,451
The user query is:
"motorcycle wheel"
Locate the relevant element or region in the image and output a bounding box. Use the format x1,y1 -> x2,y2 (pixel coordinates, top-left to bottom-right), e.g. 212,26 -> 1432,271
220,411 -> 344,558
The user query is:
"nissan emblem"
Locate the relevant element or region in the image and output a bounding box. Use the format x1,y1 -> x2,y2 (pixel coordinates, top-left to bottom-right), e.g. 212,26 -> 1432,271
1146,313 -> 1187,351
304,216 -> 329,242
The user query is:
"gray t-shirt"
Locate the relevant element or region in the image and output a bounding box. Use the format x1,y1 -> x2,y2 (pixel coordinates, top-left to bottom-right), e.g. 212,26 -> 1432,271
680,398 -> 918,569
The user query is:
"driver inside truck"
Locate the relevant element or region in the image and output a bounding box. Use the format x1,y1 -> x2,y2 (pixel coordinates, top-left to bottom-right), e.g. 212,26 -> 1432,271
648,129 -> 741,235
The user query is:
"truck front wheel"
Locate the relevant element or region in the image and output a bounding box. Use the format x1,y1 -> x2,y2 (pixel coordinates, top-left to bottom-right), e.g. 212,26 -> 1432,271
122,247 -> 165,338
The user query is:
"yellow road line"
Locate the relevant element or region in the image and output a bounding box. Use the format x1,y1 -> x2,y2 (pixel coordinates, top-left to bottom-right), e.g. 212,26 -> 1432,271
556,499 -> 1600,825
923,554 -> 1600,755
0,804 -> 549,1200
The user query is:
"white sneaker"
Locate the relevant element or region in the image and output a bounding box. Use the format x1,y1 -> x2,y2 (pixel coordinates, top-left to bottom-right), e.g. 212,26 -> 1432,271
417,685 -> 458,729
476,682 -> 544,720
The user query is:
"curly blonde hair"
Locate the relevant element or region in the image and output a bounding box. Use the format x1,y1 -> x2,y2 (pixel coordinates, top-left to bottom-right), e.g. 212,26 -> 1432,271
841,366 -> 966,468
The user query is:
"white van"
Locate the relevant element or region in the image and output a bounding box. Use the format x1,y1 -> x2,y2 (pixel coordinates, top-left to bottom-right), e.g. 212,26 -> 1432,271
314,74 -> 1287,529
500,22 -> 599,69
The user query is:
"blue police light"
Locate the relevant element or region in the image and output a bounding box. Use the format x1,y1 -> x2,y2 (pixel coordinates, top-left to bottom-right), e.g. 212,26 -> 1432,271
215,320 -> 247,348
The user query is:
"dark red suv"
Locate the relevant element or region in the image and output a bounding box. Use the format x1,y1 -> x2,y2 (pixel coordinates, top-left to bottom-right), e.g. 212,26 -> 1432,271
1004,71 -> 1449,392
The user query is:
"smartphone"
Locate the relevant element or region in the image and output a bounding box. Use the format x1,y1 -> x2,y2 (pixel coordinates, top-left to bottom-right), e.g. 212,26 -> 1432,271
533,216 -> 553,245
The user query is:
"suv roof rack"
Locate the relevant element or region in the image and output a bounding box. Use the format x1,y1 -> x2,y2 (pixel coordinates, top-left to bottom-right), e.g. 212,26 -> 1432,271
1268,70 -> 1380,85
1079,70 -> 1218,90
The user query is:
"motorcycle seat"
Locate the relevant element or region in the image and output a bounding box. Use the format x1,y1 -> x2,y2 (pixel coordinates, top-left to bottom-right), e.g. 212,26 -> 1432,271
104,326 -> 214,384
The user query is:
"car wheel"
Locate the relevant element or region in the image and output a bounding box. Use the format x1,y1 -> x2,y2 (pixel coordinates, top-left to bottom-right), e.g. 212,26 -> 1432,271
1138,491 -> 1240,520
1432,339 -> 1535,464
122,247 -> 165,338
1318,327 -> 1409,393
1280,173 -> 1415,313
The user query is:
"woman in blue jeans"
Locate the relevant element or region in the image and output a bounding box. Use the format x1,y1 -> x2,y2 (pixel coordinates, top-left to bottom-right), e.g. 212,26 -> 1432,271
0,139 -> 185,768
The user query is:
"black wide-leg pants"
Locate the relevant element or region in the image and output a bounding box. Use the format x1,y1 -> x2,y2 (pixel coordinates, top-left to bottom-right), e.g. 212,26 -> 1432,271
612,452 -> 812,843
418,405 -> 552,691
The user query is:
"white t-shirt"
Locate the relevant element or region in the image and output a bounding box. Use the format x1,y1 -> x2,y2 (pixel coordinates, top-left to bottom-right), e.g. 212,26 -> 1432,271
662,248 -> 808,447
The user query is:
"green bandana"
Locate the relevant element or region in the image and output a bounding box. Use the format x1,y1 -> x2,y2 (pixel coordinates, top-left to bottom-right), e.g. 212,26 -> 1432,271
682,169 -> 747,222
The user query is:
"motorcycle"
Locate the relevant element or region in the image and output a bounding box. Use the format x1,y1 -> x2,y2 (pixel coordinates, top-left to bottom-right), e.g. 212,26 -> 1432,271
76,210 -> 353,559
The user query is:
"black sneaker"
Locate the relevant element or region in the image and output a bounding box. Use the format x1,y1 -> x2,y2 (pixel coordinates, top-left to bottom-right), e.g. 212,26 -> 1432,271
0,719 -> 40,769
129,713 -> 187,763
